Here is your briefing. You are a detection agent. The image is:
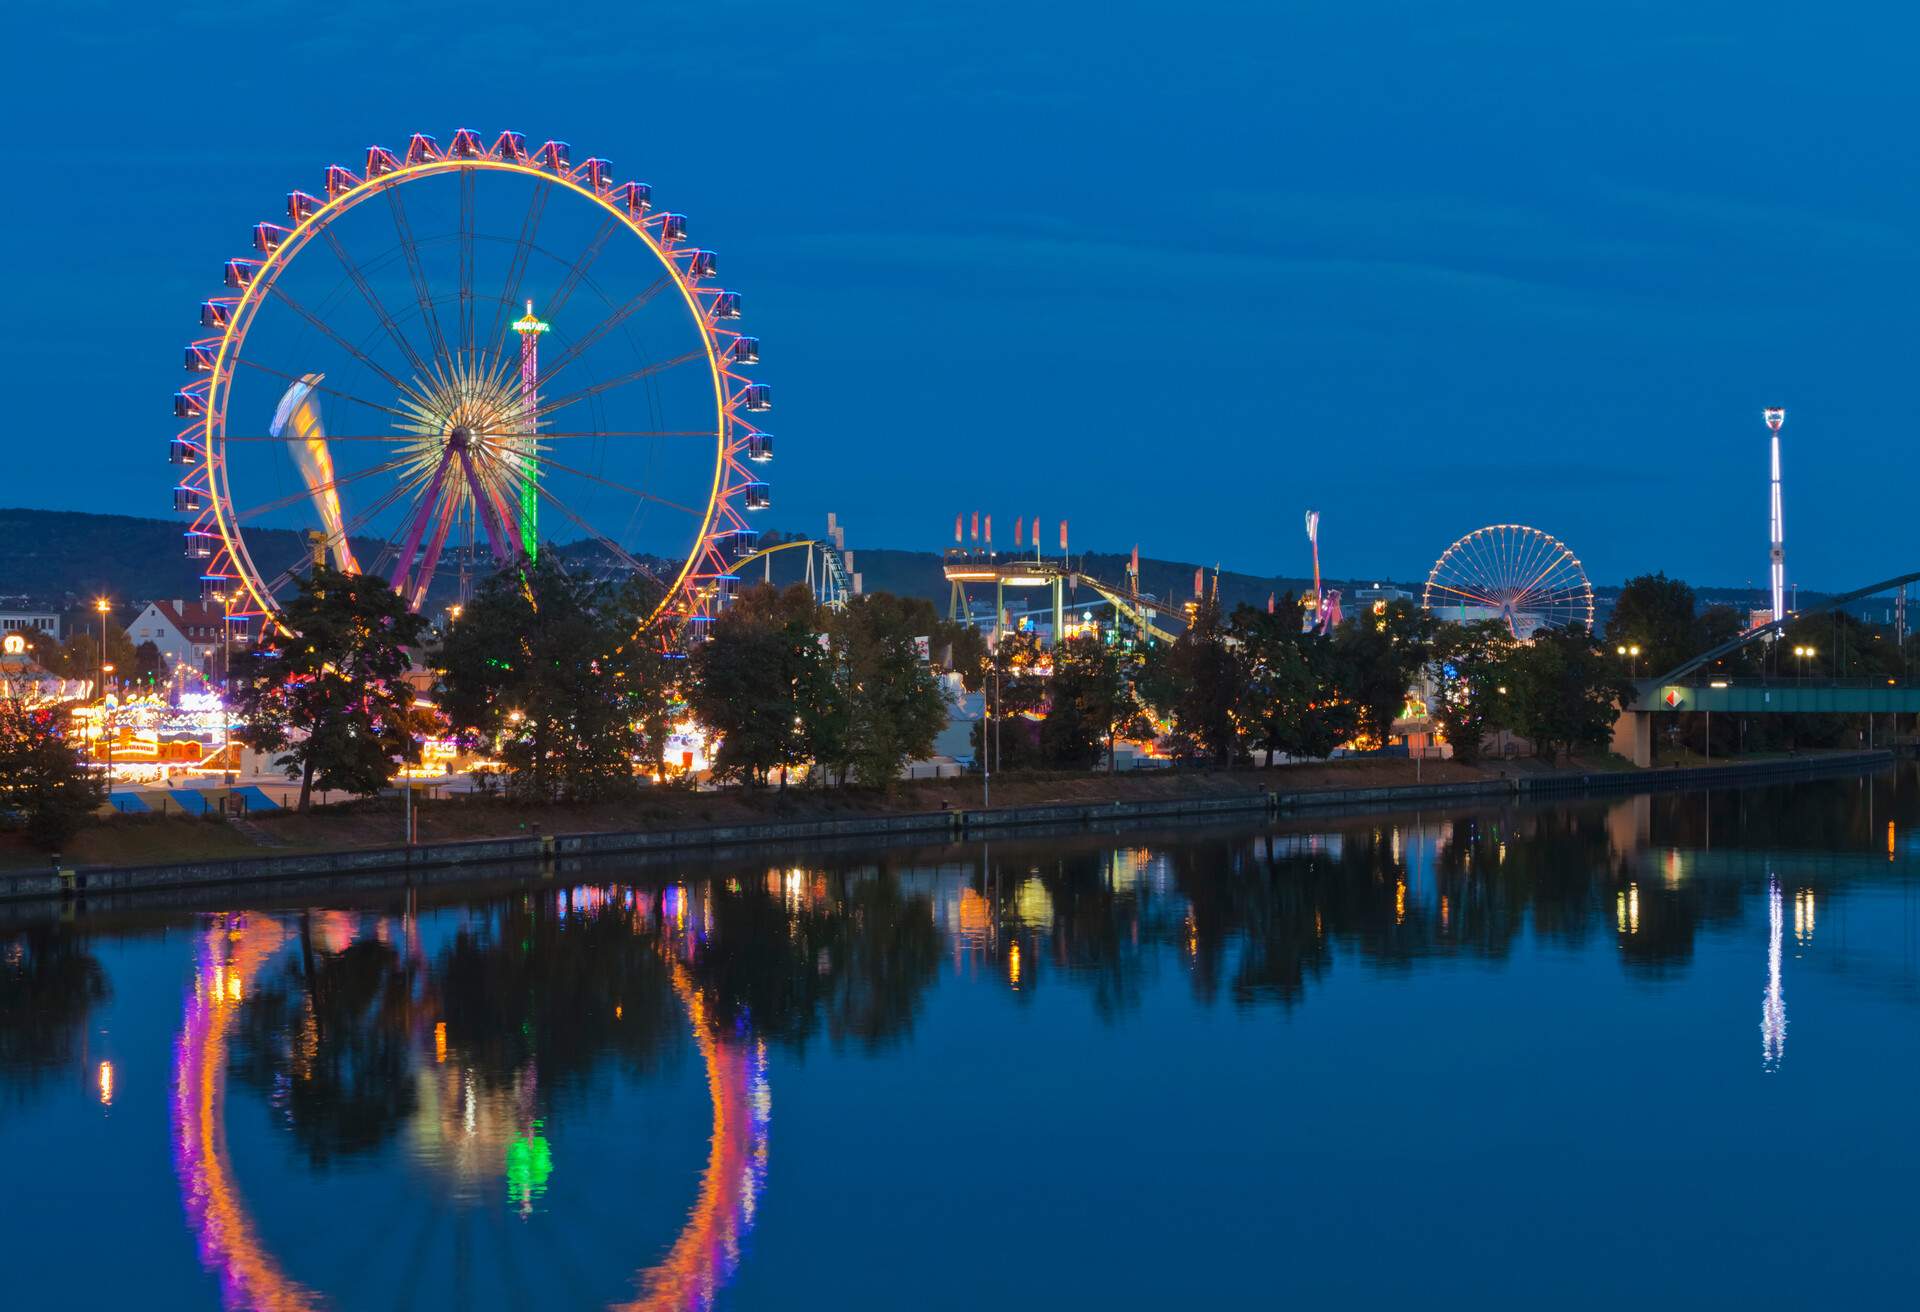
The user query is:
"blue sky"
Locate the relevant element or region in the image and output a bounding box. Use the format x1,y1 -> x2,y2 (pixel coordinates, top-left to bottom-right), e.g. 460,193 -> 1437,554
4,1 -> 1915,594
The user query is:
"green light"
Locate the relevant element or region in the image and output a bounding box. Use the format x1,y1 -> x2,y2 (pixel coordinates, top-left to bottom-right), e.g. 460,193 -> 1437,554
506,1120 -> 554,1207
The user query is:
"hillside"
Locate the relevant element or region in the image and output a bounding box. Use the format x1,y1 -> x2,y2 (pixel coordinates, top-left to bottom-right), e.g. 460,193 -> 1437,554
0,507 -> 1776,628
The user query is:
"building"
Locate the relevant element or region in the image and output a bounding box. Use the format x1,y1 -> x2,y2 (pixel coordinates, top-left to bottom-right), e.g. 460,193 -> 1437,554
127,599 -> 250,679
0,608 -> 62,641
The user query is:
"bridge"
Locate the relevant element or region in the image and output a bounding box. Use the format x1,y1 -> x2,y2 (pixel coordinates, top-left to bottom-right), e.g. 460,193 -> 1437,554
1613,570 -> 1920,766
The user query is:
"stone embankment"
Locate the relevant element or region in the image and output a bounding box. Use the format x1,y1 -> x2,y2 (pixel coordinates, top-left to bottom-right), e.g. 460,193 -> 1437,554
0,750 -> 1890,902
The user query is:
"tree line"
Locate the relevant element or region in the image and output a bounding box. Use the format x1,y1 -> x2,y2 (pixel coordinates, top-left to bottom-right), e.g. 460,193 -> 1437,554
10,561 -> 1819,847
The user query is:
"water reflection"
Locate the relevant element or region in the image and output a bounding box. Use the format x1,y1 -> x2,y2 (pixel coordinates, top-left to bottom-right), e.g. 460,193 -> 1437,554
11,769 -> 1920,1306
168,887 -> 784,1312
0,925 -> 109,1104
1763,874 -> 1787,1071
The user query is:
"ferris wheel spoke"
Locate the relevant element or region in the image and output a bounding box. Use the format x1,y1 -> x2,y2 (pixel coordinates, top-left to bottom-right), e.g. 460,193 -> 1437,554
539,218 -> 620,329
525,451 -> 704,516
525,477 -> 664,579
231,456 -> 415,524
1512,536 -> 1555,600
220,433 -> 413,443
257,468 -> 430,597
483,181 -> 552,371
321,226 -> 430,377
1462,534 -> 1509,600
458,168 -> 476,364
230,357 -> 413,420
385,187 -> 452,371
1510,546 -> 1572,610
529,430 -> 718,440
264,283 -> 414,395
531,275 -> 673,393
528,348 -> 706,423
1426,581 -> 1507,610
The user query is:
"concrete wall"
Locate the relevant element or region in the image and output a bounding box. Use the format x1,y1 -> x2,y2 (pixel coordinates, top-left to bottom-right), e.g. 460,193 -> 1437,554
1,750 -> 1891,904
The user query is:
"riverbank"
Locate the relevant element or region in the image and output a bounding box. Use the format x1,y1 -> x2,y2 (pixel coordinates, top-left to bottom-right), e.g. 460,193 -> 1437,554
0,749 -> 1890,900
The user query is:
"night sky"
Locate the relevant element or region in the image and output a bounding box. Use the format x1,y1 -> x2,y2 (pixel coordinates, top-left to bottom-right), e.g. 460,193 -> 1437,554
5,1 -> 1915,594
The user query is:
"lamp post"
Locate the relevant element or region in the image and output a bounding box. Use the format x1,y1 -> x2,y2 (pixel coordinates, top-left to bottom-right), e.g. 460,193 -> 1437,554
211,590 -> 235,785
1793,644 -> 1815,684
93,598 -> 111,783
1615,643 -> 1642,679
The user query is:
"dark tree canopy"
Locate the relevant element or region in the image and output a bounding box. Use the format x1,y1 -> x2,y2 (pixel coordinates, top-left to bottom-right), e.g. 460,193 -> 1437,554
435,556 -> 675,802
0,698 -> 104,848
231,564 -> 429,810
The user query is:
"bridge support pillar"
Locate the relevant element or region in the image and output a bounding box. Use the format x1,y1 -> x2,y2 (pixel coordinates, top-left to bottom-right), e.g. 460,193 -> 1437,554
1612,709 -> 1653,768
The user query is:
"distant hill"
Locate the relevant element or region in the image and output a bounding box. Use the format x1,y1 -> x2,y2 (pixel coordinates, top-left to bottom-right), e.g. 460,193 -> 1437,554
0,508 -> 305,607
2,507 -> 1799,629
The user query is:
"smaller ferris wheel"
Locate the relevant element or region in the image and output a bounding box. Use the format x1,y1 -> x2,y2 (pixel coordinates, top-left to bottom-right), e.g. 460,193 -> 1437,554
1423,523 -> 1593,638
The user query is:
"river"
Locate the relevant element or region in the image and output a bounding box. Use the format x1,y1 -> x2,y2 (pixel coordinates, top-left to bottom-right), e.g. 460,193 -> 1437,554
4,767 -> 1918,1308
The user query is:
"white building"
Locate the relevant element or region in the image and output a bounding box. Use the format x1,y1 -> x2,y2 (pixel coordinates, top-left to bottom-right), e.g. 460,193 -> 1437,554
0,609 -> 62,641
127,599 -> 249,678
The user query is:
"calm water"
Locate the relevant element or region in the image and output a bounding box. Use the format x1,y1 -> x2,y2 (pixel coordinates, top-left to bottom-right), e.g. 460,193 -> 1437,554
6,769 -> 1920,1309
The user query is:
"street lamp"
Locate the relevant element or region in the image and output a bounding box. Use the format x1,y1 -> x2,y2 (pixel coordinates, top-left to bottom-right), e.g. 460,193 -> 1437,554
210,590 -> 236,785
1793,644 -> 1815,683
1615,643 -> 1642,678
93,598 -> 111,783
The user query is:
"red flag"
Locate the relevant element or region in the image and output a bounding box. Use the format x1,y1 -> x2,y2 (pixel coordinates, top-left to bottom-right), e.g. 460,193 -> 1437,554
1267,592 -> 1276,614
954,513 -> 962,545
1014,517 -> 1024,547
1059,519 -> 1068,552
984,514 -> 992,544
971,511 -> 979,541
1194,567 -> 1203,598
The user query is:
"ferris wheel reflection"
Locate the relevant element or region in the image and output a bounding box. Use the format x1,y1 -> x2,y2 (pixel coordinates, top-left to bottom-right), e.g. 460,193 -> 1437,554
170,898 -> 769,1311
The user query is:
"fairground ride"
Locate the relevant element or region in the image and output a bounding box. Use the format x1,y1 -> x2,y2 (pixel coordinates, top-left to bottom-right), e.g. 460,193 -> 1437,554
1422,523 -> 1593,638
171,130 -> 772,643
732,517 -> 859,611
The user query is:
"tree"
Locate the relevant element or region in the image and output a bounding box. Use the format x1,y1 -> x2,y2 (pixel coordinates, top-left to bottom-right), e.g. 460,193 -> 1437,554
823,593 -> 951,787
1427,621 -> 1515,765
1043,634 -> 1151,770
45,622 -> 134,685
688,583 -> 835,786
972,629 -> 1050,771
1233,601 -> 1358,764
0,698 -> 103,848
1606,573 -> 1699,676
1332,599 -> 1434,749
1154,599 -> 1243,768
436,557 -> 674,802
231,565 -> 428,810
130,640 -> 168,689
1500,626 -> 1631,760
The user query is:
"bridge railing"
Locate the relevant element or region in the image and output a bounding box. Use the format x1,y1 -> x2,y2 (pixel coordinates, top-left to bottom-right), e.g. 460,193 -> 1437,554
1658,674 -> 1919,690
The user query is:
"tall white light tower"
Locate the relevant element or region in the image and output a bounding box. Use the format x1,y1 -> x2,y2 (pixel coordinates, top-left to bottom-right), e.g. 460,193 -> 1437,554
1765,407 -> 1786,623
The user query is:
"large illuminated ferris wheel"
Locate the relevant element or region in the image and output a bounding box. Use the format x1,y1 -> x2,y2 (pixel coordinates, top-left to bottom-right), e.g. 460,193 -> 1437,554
1422,523 -> 1593,638
171,130 -> 772,638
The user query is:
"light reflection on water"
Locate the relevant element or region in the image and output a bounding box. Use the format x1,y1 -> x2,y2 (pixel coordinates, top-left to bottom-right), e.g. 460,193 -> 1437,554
6,768 -> 1920,1307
